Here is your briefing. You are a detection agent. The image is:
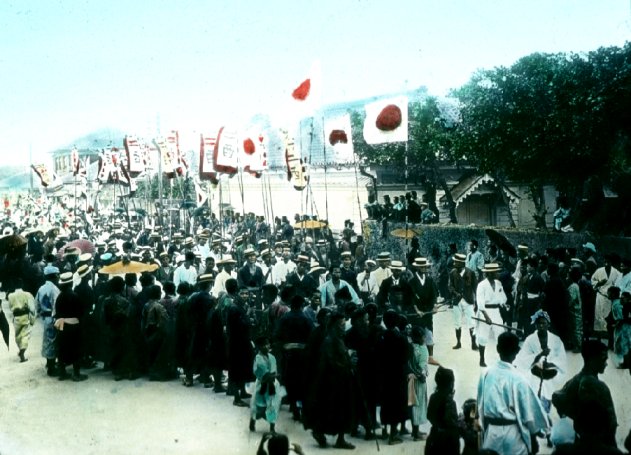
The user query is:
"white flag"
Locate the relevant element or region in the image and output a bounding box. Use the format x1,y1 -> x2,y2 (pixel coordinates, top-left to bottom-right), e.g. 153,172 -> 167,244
363,96 -> 408,144
214,127 -> 239,175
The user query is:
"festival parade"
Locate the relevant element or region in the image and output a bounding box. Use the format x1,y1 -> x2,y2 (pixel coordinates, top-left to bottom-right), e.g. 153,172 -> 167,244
2,2 -> 631,455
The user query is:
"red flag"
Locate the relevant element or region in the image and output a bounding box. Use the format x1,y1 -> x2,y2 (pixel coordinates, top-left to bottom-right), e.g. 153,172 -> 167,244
292,79 -> 311,101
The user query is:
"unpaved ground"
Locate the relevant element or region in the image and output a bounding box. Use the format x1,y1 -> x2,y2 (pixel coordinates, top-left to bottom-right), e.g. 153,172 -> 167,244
0,301 -> 629,455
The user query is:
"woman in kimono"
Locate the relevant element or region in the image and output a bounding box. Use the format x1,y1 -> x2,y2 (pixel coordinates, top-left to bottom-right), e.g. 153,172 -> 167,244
250,336 -> 284,433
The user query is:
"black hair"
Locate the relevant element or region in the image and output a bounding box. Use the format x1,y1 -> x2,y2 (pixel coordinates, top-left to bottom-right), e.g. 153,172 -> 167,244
162,281 -> 176,295
147,285 -> 161,300
109,276 -> 125,294
225,278 -> 239,294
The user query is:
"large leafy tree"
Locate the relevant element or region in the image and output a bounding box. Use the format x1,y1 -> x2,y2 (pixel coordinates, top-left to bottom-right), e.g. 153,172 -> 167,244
453,44 -> 631,232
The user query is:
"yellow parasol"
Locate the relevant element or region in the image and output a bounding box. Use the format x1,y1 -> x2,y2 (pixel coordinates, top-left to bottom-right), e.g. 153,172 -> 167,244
100,259 -> 159,275
294,220 -> 328,229
390,228 -> 420,239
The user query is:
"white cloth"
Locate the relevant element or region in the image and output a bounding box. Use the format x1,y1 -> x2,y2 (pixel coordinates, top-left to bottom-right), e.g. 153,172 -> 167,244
452,298 -> 475,330
616,271 -> 631,295
478,360 -> 550,455
591,266 -> 621,331
357,271 -> 378,298
372,266 -> 392,288
272,260 -> 296,285
514,330 -> 567,401
212,270 -> 237,298
173,264 -> 198,287
475,279 -> 507,347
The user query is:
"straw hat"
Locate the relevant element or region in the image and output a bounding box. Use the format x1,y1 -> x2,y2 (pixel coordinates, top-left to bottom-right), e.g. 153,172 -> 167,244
482,263 -> 502,273
77,264 -> 93,278
412,257 -> 432,268
390,260 -> 405,271
59,272 -> 74,285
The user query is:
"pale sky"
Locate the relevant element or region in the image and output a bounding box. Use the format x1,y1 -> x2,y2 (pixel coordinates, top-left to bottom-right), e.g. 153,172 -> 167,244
1,0 -> 629,166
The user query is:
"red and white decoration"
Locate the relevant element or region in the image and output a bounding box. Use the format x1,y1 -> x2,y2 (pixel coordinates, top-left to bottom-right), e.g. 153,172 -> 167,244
324,114 -> 354,163
124,135 -> 145,177
363,96 -> 409,144
241,132 -> 268,177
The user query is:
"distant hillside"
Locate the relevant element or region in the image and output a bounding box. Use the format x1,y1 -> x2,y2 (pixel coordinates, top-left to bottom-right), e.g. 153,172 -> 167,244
0,166 -> 32,190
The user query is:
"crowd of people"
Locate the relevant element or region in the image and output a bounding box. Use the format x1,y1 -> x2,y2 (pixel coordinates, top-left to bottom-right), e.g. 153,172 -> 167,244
2,204 -> 631,454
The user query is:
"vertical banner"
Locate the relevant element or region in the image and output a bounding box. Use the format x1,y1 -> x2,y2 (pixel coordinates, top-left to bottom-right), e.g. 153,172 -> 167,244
213,127 -> 239,175
124,135 -> 145,176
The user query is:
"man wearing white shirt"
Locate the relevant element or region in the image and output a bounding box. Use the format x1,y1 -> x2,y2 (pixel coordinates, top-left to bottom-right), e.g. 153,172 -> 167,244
173,251 -> 198,287
357,259 -> 378,304
212,257 -> 238,298
616,258 -> 631,295
372,252 -> 392,289
272,250 -> 296,286
476,263 -> 507,367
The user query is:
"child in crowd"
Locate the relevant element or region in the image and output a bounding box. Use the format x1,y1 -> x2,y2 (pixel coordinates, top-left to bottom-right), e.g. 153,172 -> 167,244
250,336 -> 284,433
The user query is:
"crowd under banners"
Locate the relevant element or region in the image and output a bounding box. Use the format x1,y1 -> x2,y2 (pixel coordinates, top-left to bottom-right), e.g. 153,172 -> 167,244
124,135 -> 145,177
213,127 -> 239,175
324,113 -> 354,164
363,95 -> 409,144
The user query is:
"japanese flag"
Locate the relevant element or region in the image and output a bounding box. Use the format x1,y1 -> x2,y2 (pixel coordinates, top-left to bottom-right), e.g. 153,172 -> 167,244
241,133 -> 268,177
363,96 -> 408,144
324,114 -> 354,164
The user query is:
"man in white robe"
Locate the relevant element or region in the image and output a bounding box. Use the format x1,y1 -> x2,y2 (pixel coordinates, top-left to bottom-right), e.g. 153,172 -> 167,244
478,331 -> 549,455
591,255 -> 621,333
475,263 -> 507,367
515,310 -> 567,413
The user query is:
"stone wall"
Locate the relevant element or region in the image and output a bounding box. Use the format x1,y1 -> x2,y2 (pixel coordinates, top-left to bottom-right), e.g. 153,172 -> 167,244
362,220 -> 631,263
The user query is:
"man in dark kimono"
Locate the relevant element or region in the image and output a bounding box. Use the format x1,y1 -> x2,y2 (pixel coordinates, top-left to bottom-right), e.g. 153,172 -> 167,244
275,295 -> 313,421
237,248 -> 264,289
409,257 -> 438,356
308,311 -> 357,449
226,286 -> 255,406
285,255 -> 319,299
175,274 -> 214,387
54,272 -> 88,381
142,284 -> 176,381
377,309 -> 411,445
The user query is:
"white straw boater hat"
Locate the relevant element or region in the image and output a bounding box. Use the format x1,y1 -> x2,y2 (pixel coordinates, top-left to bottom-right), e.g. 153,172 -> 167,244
482,263 -> 502,273
453,253 -> 467,262
412,257 -> 432,268
59,272 -> 74,285
389,260 -> 405,271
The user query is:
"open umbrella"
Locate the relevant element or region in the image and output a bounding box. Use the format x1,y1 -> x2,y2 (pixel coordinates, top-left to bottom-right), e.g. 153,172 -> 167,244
0,310 -> 9,349
0,234 -> 27,255
390,227 -> 421,239
485,228 -> 517,258
294,220 -> 328,230
57,239 -> 96,261
100,259 -> 159,275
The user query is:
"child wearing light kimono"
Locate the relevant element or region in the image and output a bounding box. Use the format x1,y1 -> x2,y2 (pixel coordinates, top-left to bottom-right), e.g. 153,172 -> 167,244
250,336 -> 284,433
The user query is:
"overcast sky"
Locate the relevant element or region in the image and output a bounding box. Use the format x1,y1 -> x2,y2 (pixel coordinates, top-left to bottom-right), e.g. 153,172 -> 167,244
1,0 -> 629,166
